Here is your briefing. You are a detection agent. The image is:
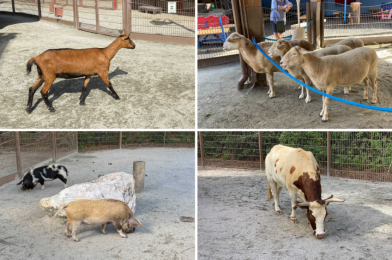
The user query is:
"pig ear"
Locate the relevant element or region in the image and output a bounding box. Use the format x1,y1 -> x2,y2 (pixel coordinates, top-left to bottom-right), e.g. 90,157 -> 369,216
129,216 -> 143,227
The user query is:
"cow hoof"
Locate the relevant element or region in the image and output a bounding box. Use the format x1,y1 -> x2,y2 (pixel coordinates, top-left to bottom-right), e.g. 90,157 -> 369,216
275,210 -> 281,215
316,234 -> 325,239
290,218 -> 298,224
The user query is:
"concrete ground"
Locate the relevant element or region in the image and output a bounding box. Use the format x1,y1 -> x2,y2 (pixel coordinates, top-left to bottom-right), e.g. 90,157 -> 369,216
198,168 -> 392,260
0,147 -> 195,260
0,14 -> 195,129
198,44 -> 392,129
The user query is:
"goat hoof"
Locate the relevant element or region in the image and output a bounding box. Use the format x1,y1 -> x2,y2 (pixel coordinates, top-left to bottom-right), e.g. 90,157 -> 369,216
49,108 -> 55,112
114,96 -> 120,100
26,108 -> 32,114
322,119 -> 328,123
80,102 -> 86,106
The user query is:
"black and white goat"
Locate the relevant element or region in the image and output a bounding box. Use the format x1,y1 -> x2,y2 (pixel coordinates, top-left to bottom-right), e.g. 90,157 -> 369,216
17,164 -> 69,191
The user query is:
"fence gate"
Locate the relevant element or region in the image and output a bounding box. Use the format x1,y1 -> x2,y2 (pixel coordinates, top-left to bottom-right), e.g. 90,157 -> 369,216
74,0 -> 125,35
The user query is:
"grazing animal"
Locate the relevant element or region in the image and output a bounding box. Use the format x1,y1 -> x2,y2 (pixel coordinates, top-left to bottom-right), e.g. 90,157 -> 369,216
280,46 -> 378,121
25,30 -> 135,113
17,164 -> 68,191
49,199 -> 143,242
222,32 -> 313,97
265,145 -> 344,239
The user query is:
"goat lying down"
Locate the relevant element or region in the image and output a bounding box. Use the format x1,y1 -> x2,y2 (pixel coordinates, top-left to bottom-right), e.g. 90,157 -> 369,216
26,30 -> 135,113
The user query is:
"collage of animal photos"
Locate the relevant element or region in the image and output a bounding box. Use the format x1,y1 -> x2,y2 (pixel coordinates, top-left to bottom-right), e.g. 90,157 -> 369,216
2,0 -> 392,259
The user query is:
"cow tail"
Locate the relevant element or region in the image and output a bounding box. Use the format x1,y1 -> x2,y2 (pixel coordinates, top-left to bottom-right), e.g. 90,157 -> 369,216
267,183 -> 273,200
48,204 -> 68,231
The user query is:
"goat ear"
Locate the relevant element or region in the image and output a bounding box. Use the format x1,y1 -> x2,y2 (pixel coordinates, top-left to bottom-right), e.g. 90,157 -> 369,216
120,30 -> 125,35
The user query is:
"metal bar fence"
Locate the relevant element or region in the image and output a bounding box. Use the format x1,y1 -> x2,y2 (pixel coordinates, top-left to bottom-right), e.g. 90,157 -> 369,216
198,131 -> 392,182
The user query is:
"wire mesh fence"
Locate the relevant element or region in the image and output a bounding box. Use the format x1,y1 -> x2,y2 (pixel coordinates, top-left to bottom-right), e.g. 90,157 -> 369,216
78,131 -> 195,151
130,0 -> 195,37
324,2 -> 392,39
198,131 -> 392,182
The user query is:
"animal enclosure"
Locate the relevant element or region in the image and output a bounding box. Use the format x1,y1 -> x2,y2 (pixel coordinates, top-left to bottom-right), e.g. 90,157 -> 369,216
0,131 -> 194,186
0,0 -> 194,44
0,14 -> 195,129
198,168 -> 392,259
0,146 -> 195,259
198,131 -> 392,182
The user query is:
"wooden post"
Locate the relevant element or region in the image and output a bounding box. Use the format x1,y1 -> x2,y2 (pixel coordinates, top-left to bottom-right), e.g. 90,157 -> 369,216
163,132 -> 166,147
327,131 -> 331,177
119,131 -> 122,149
306,2 -> 312,44
73,0 -> 79,29
52,132 -> 57,162
199,132 -> 204,167
11,0 -> 15,15
37,0 -> 41,18
133,161 -> 145,193
320,1 -> 324,47
14,132 -> 23,179
311,0 -> 321,49
258,132 -> 263,171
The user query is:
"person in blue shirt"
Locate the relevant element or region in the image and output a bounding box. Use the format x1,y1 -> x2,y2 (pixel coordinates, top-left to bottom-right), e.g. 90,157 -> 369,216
270,0 -> 293,39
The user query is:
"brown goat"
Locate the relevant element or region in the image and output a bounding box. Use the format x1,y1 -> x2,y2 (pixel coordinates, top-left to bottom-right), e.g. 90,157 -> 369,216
26,30 -> 135,113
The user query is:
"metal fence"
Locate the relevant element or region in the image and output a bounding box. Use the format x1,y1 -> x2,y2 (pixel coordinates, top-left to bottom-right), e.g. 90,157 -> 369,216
0,131 -> 194,186
131,0 -> 195,37
78,131 -> 195,151
324,2 -> 392,39
1,0 -> 194,44
0,132 -> 77,185
198,131 -> 392,182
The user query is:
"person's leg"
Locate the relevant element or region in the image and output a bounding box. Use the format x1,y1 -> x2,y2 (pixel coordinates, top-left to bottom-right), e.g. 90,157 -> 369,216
271,22 -> 281,39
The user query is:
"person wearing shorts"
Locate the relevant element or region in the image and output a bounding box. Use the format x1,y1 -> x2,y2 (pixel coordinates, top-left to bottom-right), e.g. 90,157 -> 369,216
270,0 -> 293,39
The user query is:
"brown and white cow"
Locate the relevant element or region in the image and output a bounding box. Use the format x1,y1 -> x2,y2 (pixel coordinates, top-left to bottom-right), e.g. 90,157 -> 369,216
265,144 -> 344,239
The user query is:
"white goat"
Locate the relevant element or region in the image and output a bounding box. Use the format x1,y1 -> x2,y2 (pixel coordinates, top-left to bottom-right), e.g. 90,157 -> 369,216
280,46 -> 378,122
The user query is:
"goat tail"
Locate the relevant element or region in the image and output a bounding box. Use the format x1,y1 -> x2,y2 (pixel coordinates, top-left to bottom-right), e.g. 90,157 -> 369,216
26,58 -> 36,74
48,204 -> 68,232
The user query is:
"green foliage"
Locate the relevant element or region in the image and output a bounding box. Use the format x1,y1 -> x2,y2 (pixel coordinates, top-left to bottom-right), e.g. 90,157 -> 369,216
200,132 -> 392,173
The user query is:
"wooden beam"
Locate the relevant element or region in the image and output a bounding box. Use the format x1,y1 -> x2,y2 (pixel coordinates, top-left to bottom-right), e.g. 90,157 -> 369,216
14,132 -> 23,179
199,132 -> 204,167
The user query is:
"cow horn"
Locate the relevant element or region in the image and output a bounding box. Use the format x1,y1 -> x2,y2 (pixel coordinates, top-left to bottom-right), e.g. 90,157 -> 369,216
296,202 -> 310,207
325,198 -> 345,203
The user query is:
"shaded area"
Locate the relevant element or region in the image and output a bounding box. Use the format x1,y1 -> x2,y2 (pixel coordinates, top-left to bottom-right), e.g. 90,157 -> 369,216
198,168 -> 392,259
198,45 -> 392,129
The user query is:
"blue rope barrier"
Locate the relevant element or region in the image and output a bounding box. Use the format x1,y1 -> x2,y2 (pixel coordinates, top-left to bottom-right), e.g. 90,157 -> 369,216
261,20 -> 312,41
251,38 -> 392,113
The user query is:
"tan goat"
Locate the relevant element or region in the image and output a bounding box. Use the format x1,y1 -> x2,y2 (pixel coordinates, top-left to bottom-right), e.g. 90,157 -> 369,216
281,46 -> 378,122
268,41 -> 353,103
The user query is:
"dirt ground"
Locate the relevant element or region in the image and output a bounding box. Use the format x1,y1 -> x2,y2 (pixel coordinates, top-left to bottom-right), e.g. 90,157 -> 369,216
0,147 -> 195,260
198,45 -> 392,129
0,14 -> 195,129
198,168 -> 392,260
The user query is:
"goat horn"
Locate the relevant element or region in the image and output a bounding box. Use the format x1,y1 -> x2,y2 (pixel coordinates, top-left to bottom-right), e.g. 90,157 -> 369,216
296,202 -> 310,207
326,198 -> 345,203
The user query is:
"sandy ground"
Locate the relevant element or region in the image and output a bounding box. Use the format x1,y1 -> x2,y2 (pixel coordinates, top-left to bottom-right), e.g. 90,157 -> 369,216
198,45 -> 392,129
0,14 -> 195,129
198,168 -> 392,260
0,147 -> 195,260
